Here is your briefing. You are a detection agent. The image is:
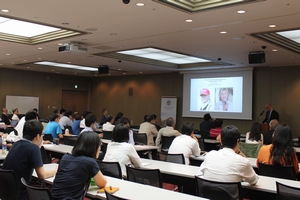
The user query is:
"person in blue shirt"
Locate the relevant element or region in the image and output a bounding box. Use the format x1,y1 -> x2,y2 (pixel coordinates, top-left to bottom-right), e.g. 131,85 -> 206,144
72,112 -> 82,135
44,113 -> 63,139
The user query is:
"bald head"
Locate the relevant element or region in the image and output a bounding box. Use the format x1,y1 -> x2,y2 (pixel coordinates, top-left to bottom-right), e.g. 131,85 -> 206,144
269,119 -> 279,130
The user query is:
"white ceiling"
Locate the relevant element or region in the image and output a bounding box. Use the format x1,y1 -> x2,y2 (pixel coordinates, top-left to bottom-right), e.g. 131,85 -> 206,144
0,0 -> 300,77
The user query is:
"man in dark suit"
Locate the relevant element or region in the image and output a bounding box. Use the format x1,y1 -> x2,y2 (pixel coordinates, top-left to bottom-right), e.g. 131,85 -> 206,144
1,107 -> 11,125
262,103 -> 279,124
262,119 -> 279,145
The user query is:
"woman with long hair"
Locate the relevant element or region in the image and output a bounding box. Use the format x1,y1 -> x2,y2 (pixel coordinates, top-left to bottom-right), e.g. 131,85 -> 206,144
246,122 -> 263,144
215,88 -> 233,111
257,124 -> 299,174
52,131 -> 107,199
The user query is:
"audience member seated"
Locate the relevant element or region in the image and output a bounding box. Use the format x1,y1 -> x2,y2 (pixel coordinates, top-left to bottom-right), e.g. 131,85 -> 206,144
257,124 -> 299,175
12,110 -> 38,139
155,117 -> 181,152
245,122 -> 263,144
72,112 -> 82,135
152,114 -> 161,131
103,115 -> 115,131
11,108 -> 20,121
59,108 -> 66,119
262,119 -> 279,145
139,114 -> 158,146
51,131 -> 107,199
2,120 -> 58,200
200,125 -> 258,185
209,119 -> 223,138
168,122 -> 201,165
199,113 -> 215,139
58,110 -> 73,131
44,113 -> 63,139
103,124 -> 142,177
100,108 -> 108,125
80,113 -> 97,134
114,112 -> 124,125
1,107 -> 11,125
120,117 -> 135,145
80,111 -> 91,129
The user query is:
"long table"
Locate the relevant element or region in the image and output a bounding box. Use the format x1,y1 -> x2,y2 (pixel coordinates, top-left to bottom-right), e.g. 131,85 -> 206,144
139,158 -> 300,199
33,164 -> 207,200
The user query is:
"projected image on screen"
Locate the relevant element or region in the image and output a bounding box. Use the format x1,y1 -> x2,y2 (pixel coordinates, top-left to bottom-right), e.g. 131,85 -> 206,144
190,77 -> 242,113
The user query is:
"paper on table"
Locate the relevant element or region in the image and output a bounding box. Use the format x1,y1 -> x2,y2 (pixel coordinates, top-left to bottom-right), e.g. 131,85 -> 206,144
141,163 -> 151,166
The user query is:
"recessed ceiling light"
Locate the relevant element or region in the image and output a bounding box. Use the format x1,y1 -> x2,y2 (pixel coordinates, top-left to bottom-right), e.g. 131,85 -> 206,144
38,47 -> 42,49
6,53 -> 10,56
27,67 -> 30,68
269,24 -> 276,28
118,69 -> 121,70
67,62 -> 71,63
34,61 -> 98,72
94,75 -> 98,76
38,58 -> 42,60
185,19 -> 193,23
139,72 -> 143,74
237,10 -> 245,14
1,9 -> 9,13
123,73 -> 126,75
220,31 -> 227,34
58,43 -> 63,46
136,3 -> 144,6
23,60 -> 27,62
272,49 -> 278,52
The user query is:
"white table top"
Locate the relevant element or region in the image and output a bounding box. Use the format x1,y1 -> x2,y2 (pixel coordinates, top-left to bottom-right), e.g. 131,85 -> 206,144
43,144 -> 73,154
101,139 -> 158,151
33,164 -> 207,200
0,152 -> 7,160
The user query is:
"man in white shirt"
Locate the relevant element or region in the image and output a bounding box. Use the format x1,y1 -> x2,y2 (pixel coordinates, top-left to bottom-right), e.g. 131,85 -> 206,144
58,110 -> 73,130
200,125 -> 258,185
80,113 -> 97,134
102,115 -> 115,131
168,122 -> 201,164
139,115 -> 158,146
156,117 -> 181,152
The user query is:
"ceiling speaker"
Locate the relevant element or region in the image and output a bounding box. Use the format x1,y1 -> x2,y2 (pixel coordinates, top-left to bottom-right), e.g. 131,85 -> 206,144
248,51 -> 265,64
98,65 -> 109,74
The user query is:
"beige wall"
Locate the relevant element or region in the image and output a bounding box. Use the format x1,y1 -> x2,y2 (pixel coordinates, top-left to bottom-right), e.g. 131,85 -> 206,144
1,66 -> 300,137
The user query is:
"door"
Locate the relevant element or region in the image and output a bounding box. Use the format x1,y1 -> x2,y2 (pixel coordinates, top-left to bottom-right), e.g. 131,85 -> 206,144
61,90 -> 88,114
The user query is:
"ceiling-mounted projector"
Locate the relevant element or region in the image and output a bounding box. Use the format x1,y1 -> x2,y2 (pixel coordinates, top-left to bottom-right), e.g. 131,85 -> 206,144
58,43 -> 87,53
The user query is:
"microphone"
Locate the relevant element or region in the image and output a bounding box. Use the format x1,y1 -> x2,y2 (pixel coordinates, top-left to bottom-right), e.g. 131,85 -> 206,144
256,111 -> 265,122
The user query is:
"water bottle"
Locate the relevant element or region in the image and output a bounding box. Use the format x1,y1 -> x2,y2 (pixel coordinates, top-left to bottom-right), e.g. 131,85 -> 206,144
2,138 -> 7,154
65,129 -> 69,135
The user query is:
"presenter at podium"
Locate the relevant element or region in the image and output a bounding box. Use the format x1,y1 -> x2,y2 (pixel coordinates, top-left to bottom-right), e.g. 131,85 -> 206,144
262,103 -> 279,124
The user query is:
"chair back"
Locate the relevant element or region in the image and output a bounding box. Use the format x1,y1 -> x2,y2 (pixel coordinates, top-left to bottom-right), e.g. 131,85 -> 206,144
43,134 -> 53,142
103,131 -> 113,140
239,142 -> 262,158
258,162 -> 296,180
195,176 -> 242,200
105,190 -> 128,200
40,146 -> 51,164
126,165 -> 162,188
158,152 -> 185,164
161,136 -> 175,152
134,133 -> 147,145
276,181 -> 300,200
0,169 -> 20,200
97,160 -> 122,179
21,178 -> 53,200
64,136 -> 78,146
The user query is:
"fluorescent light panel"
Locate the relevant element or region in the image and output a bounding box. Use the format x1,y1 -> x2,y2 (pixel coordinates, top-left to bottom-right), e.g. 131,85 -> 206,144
118,48 -> 211,64
34,61 -> 98,71
277,30 -> 300,43
0,16 -> 60,37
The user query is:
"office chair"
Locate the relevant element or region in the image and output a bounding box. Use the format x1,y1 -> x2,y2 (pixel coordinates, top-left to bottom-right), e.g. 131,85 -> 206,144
276,181 -> 300,200
126,165 -> 162,188
158,152 -> 185,164
103,131 -> 113,140
21,177 -> 53,200
63,136 -> 78,146
161,136 -> 175,152
0,169 -> 20,200
239,142 -> 262,158
43,134 -> 53,142
105,190 -> 129,200
134,133 -> 147,145
195,176 -> 243,200
258,162 -> 296,180
97,160 -> 122,179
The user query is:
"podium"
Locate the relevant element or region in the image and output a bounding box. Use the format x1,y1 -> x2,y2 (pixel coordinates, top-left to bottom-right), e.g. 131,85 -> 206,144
260,123 -> 269,133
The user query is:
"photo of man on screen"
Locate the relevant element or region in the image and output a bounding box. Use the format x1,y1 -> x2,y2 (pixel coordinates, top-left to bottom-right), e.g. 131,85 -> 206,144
199,88 -> 213,111
215,88 -> 233,111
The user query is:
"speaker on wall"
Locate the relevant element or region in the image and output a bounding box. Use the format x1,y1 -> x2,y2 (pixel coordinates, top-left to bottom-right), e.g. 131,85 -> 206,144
98,65 -> 109,74
248,51 -> 265,64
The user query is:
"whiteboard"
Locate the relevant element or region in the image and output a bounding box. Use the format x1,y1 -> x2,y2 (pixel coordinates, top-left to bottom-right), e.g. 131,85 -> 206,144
6,95 -> 39,114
